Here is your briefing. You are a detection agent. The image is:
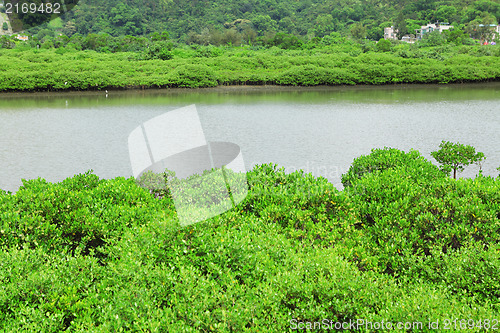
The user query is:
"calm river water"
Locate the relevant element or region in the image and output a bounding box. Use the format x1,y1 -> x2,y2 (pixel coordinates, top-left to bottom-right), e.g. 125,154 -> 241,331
1,84 -> 499,192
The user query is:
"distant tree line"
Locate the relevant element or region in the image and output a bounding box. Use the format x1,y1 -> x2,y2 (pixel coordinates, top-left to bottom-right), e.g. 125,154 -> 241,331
0,26 -> 497,56
1,0 -> 498,44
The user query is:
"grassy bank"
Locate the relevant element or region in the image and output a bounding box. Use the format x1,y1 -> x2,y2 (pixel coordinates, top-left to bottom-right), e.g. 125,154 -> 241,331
1,44 -> 499,92
1,148 -> 499,331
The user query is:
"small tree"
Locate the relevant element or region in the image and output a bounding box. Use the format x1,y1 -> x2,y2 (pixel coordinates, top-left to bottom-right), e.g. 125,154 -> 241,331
145,41 -> 173,60
419,30 -> 446,47
151,31 -> 170,42
394,13 -> 408,40
2,22 -> 8,31
376,38 -> 391,52
350,22 -> 367,40
431,141 -> 485,179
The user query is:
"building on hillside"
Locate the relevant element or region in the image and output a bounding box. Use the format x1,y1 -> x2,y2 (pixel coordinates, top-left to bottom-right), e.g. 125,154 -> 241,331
467,24 -> 500,43
401,35 -> 416,43
384,26 -> 398,40
383,26 -> 416,43
479,24 -> 500,42
15,35 -> 29,41
415,22 -> 453,40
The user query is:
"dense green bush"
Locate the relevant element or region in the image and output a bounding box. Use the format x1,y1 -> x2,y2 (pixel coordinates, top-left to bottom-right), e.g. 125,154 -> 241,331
0,171 -> 164,254
167,64 -> 218,87
0,46 -> 498,91
1,148 -> 499,331
376,38 -> 392,52
144,41 -> 174,60
341,147 -> 445,187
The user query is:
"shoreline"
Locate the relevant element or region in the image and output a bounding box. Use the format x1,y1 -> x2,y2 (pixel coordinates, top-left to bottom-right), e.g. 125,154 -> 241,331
1,81 -> 500,97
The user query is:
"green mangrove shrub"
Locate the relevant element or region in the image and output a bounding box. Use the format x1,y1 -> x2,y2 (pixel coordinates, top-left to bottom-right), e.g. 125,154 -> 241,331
341,147 -> 444,188
1,155 -> 499,331
0,47 -> 499,91
0,171 -> 164,254
431,140 -> 486,179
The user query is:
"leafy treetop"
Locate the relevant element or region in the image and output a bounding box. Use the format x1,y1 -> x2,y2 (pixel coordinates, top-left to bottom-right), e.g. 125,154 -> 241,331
431,141 -> 485,179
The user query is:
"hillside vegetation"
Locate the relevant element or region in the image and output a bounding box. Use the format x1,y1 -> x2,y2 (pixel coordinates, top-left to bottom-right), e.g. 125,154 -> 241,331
1,0 -> 499,42
47,0 -> 500,40
1,148 -> 500,331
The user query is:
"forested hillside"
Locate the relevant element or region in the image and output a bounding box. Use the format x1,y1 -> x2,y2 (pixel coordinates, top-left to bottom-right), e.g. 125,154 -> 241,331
5,0 -> 500,41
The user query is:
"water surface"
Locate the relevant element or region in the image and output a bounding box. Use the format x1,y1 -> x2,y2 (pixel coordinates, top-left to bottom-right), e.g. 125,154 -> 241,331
1,84 -> 499,192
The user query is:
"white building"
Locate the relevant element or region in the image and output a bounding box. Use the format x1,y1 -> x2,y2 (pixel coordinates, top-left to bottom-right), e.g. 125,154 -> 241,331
15,35 -> 29,41
480,24 -> 500,42
401,35 -> 416,43
415,22 -> 453,40
384,26 -> 398,40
